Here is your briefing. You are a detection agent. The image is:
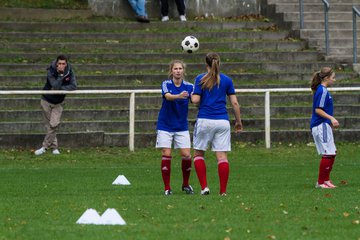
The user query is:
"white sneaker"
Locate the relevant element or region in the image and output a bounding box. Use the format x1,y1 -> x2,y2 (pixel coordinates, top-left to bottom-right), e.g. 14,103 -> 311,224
201,187 -> 210,195
52,149 -> 60,155
315,182 -> 331,189
324,180 -> 337,188
35,147 -> 46,156
161,16 -> 169,22
179,15 -> 187,22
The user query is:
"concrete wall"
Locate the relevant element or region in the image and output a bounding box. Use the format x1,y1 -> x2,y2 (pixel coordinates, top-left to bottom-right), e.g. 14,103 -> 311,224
88,0 -> 260,19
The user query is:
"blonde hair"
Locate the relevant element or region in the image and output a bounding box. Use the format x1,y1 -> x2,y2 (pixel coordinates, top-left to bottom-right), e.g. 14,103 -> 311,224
200,52 -> 220,90
168,59 -> 186,79
310,67 -> 334,93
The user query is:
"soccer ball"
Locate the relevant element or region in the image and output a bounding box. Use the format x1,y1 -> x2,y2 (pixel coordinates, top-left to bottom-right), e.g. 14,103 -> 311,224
181,36 -> 199,53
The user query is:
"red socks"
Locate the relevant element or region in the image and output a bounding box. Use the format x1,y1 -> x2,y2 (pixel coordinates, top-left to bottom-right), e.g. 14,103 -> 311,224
325,155 -> 335,181
218,159 -> 229,194
161,155 -> 172,191
181,156 -> 192,187
194,156 -> 207,190
318,155 -> 335,184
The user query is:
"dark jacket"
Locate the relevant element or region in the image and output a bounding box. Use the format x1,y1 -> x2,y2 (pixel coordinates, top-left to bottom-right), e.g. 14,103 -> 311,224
42,60 -> 77,104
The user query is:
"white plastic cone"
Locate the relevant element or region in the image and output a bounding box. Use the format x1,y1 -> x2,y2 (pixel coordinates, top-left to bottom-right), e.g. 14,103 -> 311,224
99,208 -> 126,225
76,208 -> 101,224
112,175 -> 131,185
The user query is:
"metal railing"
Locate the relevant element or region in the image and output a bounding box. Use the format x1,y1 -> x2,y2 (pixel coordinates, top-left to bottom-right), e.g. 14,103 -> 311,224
1,87 -> 360,151
299,0 -> 304,29
353,6 -> 360,63
299,0 -> 330,55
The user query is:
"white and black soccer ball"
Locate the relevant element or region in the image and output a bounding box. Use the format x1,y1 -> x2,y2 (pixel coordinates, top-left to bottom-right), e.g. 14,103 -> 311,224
181,36 -> 199,53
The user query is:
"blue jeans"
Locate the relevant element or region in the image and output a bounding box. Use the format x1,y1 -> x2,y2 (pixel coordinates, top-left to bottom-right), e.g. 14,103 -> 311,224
128,0 -> 147,17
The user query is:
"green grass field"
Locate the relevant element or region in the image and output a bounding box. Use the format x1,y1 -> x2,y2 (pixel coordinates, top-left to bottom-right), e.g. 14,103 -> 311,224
1,143 -> 359,240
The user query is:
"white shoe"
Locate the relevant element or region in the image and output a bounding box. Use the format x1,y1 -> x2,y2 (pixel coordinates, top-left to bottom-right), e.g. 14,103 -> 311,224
35,147 -> 46,156
52,149 -> 60,155
179,15 -> 187,22
315,182 -> 331,189
324,180 -> 337,188
161,16 -> 169,22
201,187 -> 210,195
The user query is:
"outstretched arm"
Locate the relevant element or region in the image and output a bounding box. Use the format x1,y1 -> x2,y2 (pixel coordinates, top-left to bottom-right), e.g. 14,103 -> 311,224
164,91 -> 189,101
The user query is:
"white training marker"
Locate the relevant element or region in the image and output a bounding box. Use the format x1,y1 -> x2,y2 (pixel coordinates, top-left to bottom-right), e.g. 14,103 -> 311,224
99,208 -> 126,225
112,175 -> 131,185
76,208 -> 101,224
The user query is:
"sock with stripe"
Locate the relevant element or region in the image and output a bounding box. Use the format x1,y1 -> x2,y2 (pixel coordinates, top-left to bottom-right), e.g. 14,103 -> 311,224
318,155 -> 332,184
325,155 -> 336,181
161,155 -> 172,191
181,156 -> 192,187
194,155 -> 207,190
218,160 -> 229,194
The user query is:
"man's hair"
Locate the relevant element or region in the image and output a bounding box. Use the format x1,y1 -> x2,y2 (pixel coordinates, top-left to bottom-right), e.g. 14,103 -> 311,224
56,55 -> 68,63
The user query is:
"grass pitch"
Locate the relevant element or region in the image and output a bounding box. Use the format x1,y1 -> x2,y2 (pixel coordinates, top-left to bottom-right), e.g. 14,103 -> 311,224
1,143 -> 359,240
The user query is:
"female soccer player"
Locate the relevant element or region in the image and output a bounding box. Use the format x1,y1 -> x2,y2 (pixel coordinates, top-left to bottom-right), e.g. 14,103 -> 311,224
156,60 -> 194,195
191,52 -> 243,196
310,67 -> 339,189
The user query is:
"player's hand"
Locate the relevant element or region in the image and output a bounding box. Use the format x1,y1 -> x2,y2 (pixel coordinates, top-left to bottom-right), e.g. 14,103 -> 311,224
234,121 -> 243,133
179,91 -> 189,99
331,118 -> 339,129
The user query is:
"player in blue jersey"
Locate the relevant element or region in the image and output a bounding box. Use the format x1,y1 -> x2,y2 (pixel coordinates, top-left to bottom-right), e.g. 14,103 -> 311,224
310,67 -> 339,189
156,60 -> 194,195
191,52 -> 243,196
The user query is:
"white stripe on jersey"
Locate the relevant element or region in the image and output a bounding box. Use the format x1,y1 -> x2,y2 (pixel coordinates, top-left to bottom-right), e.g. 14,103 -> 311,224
162,80 -> 172,93
319,87 -> 327,108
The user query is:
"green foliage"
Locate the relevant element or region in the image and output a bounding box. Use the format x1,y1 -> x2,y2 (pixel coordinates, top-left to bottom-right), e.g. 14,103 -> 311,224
0,0 -> 88,9
1,144 -> 360,239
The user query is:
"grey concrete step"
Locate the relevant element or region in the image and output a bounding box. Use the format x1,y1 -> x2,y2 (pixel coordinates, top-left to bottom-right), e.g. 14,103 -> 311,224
0,21 -> 275,32
300,29 -> 355,39
1,116 -> 360,134
3,129 -> 360,148
288,21 -> 355,30
0,31 -> 290,41
0,62 -> 343,73
308,38 -> 360,48
268,0 -> 359,3
0,41 -> 308,53
1,73 -> 356,86
0,51 -> 320,64
1,105 -> 359,122
0,132 -> 107,148
0,7 -> 92,21
283,12 -> 354,21
1,93 -> 360,109
275,3 -> 356,12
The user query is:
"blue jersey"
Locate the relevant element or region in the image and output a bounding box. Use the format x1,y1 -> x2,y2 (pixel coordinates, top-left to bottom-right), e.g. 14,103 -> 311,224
310,85 -> 333,128
157,79 -> 194,132
193,73 -> 236,120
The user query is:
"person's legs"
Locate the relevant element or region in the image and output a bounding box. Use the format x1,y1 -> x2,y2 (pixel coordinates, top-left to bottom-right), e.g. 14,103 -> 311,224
41,100 -> 62,150
47,103 -> 63,150
179,148 -> 191,188
174,0 -> 185,15
40,99 -> 51,149
161,148 -> 172,192
128,0 -> 146,16
216,151 -> 229,195
160,0 -> 169,16
194,150 -> 208,192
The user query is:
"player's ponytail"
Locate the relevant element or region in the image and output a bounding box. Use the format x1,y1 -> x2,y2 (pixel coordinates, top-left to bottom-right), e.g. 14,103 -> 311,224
310,67 -> 333,93
200,52 -> 220,90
